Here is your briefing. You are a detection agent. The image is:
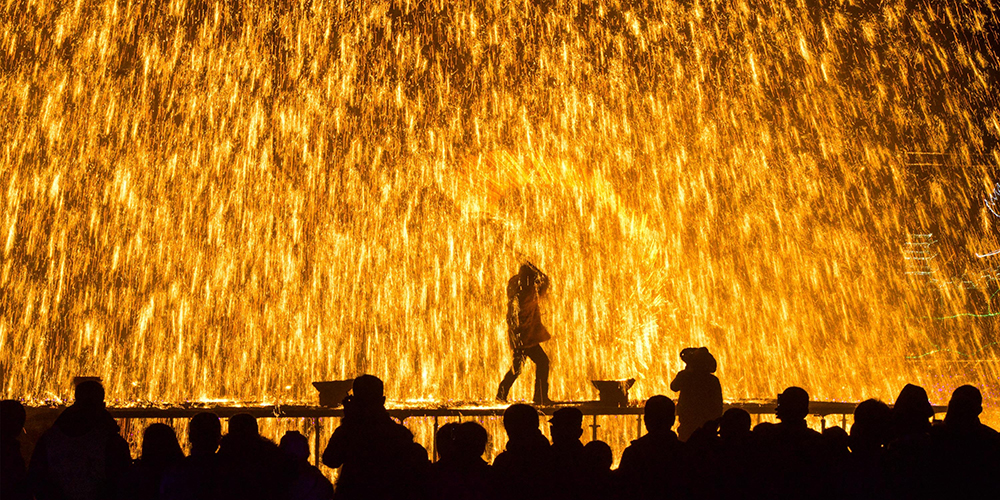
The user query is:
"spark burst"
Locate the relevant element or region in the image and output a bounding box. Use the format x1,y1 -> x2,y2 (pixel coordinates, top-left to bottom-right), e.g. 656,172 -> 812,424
1,1 -> 998,426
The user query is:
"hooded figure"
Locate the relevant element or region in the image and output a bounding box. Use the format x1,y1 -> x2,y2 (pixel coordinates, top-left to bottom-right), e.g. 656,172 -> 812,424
496,263 -> 552,404
670,347 -> 723,441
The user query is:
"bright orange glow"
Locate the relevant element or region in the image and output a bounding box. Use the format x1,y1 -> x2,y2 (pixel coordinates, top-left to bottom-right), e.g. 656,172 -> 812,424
1,1 -> 997,426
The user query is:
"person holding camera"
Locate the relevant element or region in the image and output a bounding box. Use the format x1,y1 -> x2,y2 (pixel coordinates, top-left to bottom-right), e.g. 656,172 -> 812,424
322,375 -> 430,499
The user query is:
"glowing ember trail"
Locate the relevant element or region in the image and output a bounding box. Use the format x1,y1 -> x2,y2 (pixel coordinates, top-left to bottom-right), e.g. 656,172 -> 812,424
1,0 -> 998,425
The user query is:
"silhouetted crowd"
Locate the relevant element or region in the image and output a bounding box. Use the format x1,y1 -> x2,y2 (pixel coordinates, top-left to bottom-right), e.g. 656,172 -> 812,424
2,373 -> 998,500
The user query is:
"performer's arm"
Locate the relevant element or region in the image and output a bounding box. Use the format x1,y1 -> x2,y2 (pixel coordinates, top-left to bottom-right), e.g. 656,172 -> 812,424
535,269 -> 550,296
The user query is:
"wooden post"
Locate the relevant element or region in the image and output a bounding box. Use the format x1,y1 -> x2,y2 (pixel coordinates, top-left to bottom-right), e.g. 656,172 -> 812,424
313,417 -> 321,467
433,416 -> 440,461
590,415 -> 599,442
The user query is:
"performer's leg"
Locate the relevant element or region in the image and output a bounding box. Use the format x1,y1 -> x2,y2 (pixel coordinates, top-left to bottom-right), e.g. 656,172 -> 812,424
497,349 -> 526,402
525,345 -> 550,404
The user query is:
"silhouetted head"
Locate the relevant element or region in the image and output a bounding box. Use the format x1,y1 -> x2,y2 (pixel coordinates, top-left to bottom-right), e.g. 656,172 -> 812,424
892,384 -> 933,435
0,399 -> 26,440
352,374 -> 386,408
719,408 -> 752,440
850,399 -> 891,452
823,426 -> 849,453
141,423 -> 184,466
503,404 -> 540,441
435,422 -> 460,461
776,387 -> 810,422
945,385 -> 983,427
455,421 -> 489,459
74,380 -> 106,408
643,395 -> 676,433
188,412 -> 222,453
228,413 -> 258,437
583,440 -> 613,471
518,264 -> 538,282
549,407 -> 584,445
279,430 -> 310,462
679,347 -> 717,373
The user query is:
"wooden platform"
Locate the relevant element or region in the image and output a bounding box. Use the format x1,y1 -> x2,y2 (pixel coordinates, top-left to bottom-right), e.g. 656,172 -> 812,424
65,399 -> 946,419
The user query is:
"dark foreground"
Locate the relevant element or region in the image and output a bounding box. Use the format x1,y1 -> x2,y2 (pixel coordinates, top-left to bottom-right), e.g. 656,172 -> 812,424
2,378 -> 998,500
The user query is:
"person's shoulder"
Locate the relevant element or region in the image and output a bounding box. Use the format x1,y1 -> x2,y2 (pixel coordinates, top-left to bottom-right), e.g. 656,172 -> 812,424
492,449 -> 512,467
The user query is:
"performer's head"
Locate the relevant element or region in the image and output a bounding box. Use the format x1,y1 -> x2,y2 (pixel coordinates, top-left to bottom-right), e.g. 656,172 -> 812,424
518,263 -> 537,282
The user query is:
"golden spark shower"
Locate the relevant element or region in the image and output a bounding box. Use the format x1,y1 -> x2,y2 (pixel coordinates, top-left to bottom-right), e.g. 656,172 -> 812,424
1,0 -> 998,420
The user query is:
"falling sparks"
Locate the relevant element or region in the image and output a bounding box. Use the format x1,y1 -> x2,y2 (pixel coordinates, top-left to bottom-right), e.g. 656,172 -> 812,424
1,0 -> 998,426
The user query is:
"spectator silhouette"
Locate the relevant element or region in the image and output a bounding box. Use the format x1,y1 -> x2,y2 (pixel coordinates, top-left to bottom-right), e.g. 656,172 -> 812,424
159,412 -> 222,500
670,347 -> 723,441
491,404 -> 553,499
580,441 -> 617,500
28,380 -> 131,500
434,422 -> 460,463
822,426 -> 851,498
757,387 -> 826,499
845,399 -> 892,500
279,430 -> 333,500
117,423 -> 184,500
430,421 -> 493,500
549,407 -> 586,499
616,395 -> 688,499
719,407 -> 751,443
885,384 -> 935,499
216,413 -> 288,500
1,399 -> 29,500
933,385 -> 1000,499
322,374 -> 429,500
890,384 -> 934,440
713,408 -> 754,499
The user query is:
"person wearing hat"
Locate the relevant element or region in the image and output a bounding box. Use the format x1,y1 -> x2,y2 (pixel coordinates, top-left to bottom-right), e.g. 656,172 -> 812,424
496,263 -> 553,405
549,407 -> 586,498
670,347 -> 723,442
761,386 -> 825,498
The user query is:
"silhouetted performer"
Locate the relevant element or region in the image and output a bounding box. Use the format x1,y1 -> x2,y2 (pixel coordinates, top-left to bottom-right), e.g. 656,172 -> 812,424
28,380 -> 131,500
1,399 -> 29,500
160,412 -> 222,500
279,430 -> 334,500
616,395 -> 689,499
758,386 -> 826,499
322,374 -> 429,500
430,422 -> 493,500
117,423 -> 184,500
933,385 -> 1000,499
670,347 -> 723,441
492,404 -> 553,499
549,407 -> 586,499
497,263 -> 552,404
885,384 -> 935,500
216,413 -> 288,500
